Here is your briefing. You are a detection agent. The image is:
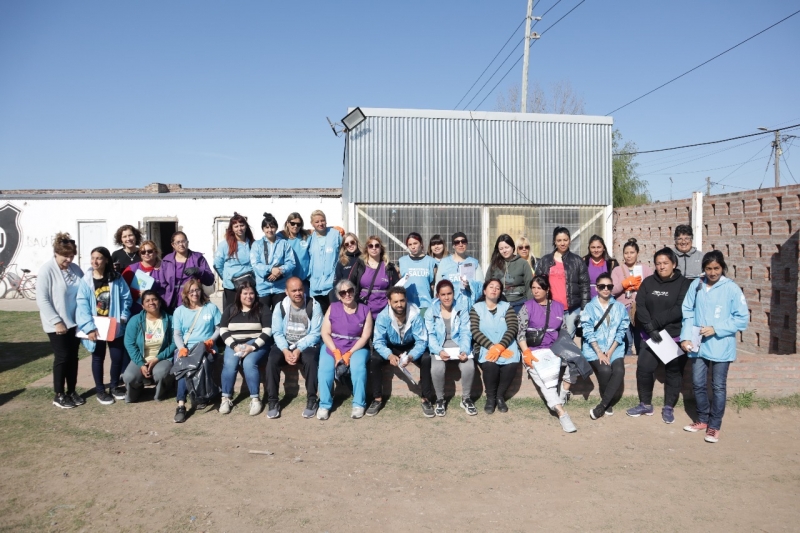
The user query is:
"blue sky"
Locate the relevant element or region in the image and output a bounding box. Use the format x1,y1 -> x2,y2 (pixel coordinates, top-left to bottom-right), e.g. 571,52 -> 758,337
1,1 -> 798,201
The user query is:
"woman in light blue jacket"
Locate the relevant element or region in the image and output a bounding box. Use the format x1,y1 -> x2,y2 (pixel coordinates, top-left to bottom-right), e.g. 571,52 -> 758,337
307,209 -> 341,314
580,272 -> 630,420
213,213 -> 255,311
680,251 -> 748,443
76,246 -> 132,405
251,212 -> 296,314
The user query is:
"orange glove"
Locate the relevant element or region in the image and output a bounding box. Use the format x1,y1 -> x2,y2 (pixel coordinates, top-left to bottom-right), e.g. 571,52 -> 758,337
522,348 -> 538,367
622,276 -> 642,291
500,348 -> 514,359
486,344 -> 503,362
203,339 -> 215,352
178,347 -> 189,358
342,351 -> 353,366
332,349 -> 343,364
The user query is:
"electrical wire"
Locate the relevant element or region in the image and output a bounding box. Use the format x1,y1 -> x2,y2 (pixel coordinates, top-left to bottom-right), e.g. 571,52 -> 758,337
635,136 -> 767,172
715,143 -> 772,184
605,9 -> 800,116
782,151 -> 797,184
758,150 -> 775,189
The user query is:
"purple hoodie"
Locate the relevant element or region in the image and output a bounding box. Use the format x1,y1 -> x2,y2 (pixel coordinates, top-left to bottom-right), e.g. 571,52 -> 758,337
157,251 -> 215,310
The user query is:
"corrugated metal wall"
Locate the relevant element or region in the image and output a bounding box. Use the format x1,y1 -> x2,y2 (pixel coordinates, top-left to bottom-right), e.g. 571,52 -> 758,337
344,110 -> 612,206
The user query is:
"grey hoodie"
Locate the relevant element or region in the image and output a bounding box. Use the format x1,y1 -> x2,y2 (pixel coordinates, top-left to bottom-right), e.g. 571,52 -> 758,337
489,255 -> 533,303
672,246 -> 703,279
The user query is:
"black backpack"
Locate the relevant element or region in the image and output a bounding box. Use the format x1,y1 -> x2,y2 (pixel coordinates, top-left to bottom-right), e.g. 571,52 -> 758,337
278,299 -> 315,320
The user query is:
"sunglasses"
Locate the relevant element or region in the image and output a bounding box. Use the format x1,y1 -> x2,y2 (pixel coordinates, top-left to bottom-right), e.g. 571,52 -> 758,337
453,239 -> 467,245
517,246 -> 530,250
345,241 -> 357,246
367,243 -> 381,249
288,221 -> 301,227
596,284 -> 613,291
173,240 -> 188,245
338,288 -> 355,297
140,249 -> 155,255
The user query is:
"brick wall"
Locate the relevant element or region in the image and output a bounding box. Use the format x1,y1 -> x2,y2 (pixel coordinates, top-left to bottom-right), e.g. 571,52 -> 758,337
613,184 -> 800,355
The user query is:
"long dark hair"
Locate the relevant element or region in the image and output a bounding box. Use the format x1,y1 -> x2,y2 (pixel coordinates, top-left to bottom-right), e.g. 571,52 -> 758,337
490,234 -> 516,273
225,213 -> 255,258
90,246 -> 119,281
233,280 -> 261,318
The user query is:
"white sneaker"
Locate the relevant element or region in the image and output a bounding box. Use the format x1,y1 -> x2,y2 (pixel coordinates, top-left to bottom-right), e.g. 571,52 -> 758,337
317,407 -> 330,420
559,413 -> 577,433
219,397 -> 233,415
249,397 -> 262,416
351,406 -> 365,419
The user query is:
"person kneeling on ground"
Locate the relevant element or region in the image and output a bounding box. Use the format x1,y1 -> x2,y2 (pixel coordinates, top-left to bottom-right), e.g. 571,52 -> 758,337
266,277 -> 323,419
122,290 -> 176,403
369,286 -> 432,417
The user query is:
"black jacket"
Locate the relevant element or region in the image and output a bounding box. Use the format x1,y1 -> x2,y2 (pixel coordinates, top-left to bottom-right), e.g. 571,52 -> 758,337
350,260 -> 399,304
582,254 -> 620,276
634,269 -> 691,338
535,250 -> 591,309
329,251 -> 364,303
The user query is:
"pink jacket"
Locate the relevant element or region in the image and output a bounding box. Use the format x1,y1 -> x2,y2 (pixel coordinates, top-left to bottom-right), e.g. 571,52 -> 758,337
610,263 -> 653,308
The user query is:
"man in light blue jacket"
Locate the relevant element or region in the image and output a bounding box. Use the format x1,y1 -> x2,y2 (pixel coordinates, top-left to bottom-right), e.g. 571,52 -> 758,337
680,251 -> 748,443
307,210 -> 341,313
368,286 -> 432,417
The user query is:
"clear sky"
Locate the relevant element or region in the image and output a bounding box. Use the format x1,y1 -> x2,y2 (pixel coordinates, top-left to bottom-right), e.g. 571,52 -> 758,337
1,1 -> 798,202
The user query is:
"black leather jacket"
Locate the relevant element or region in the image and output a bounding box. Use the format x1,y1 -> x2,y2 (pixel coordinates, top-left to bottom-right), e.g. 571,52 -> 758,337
534,250 -> 591,310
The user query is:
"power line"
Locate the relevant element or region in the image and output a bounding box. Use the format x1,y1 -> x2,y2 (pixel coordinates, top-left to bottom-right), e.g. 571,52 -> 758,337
453,18 -> 526,110
782,151 -> 797,184
715,143 -> 773,184
605,9 -> 800,116
758,150 -> 775,189
635,135 -> 765,169
640,149 -> 770,177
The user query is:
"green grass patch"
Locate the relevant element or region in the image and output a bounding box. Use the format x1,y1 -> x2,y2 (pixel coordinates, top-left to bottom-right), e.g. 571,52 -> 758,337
729,389 -> 757,413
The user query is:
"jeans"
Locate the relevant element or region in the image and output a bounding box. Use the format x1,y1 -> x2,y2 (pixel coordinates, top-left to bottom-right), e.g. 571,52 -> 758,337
692,357 -> 730,430
589,359 -> 626,408
91,336 -> 126,393
266,344 -> 319,401
563,306 -> 581,339
221,340 -> 267,398
636,343 -> 687,407
177,377 -> 188,403
318,346 -> 369,410
481,361 -> 519,401
430,355 -> 476,400
48,327 -> 81,394
123,360 -> 174,402
369,346 -> 433,401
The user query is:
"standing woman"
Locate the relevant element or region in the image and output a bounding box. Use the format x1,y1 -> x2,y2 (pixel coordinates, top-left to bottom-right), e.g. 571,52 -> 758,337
580,273 -> 629,420
399,232 -> 437,315
111,225 -> 142,274
488,234 -> 533,314
583,235 -> 619,298
681,251 -> 749,443
427,234 -> 446,267
277,212 -> 311,289
611,238 -> 652,354
121,240 -> 162,314
627,247 -> 691,423
76,246 -> 132,405
534,227 -> 590,339
158,231 -> 215,313
356,236 -> 399,321
251,212 -> 296,313
330,233 -> 363,304
470,278 -> 520,414
37,233 -> 85,408
307,210 -> 342,314
435,232 -> 484,307
516,236 -> 536,272
213,213 -> 255,311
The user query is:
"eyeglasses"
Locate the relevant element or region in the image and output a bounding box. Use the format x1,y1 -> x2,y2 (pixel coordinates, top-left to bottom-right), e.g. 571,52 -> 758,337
288,221 -> 301,227
453,239 -> 467,245
596,284 -> 613,291
338,288 -> 355,297
173,240 -> 188,245
188,289 -> 202,294
675,238 -> 692,244
367,243 -> 381,249
344,241 -> 357,246
140,249 -> 155,255
517,246 -> 530,250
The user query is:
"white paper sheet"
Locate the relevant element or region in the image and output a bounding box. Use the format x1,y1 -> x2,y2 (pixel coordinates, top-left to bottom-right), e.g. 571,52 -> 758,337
434,346 -> 473,360
633,265 -> 643,278
645,329 -> 684,364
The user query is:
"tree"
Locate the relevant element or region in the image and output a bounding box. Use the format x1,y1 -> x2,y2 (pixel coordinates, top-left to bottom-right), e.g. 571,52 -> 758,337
494,80 -> 586,114
613,130 -> 650,207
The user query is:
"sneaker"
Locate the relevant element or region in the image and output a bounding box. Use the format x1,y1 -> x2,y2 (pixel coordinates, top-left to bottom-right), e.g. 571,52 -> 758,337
496,397 -> 508,413
265,400 -> 280,419
317,407 -> 330,420
705,428 -> 721,443
174,405 -> 186,423
53,393 -> 76,409
219,397 -> 233,414
250,398 -> 263,416
421,399 -> 435,418
626,403 -> 654,417
351,406 -> 365,419
366,400 -> 382,417
589,404 -> 605,420
559,413 -> 577,433
662,405 -> 675,424
559,388 -> 572,406
96,390 -> 115,405
684,421 -> 709,433
460,398 -> 478,416
484,398 -> 497,415
68,392 -> 85,406
605,406 -> 614,416
302,397 -> 319,419
111,386 -> 126,401
434,399 -> 446,417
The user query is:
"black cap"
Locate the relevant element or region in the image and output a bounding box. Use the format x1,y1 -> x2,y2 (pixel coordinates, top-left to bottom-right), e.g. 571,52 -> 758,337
451,232 -> 468,244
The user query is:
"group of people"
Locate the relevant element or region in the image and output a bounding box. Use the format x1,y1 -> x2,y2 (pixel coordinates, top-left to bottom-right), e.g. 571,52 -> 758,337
37,211 -> 747,442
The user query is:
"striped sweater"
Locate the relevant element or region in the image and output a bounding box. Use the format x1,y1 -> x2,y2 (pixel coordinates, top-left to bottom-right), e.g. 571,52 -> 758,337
220,305 -> 272,349
469,304 -> 518,350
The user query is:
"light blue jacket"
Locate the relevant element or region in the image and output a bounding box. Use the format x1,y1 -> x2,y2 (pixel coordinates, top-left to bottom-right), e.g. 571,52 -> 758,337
75,269 -> 133,353
473,300 -> 520,365
424,298 -> 472,355
434,255 -> 483,309
373,303 -> 428,360
213,240 -> 253,290
277,231 -> 311,281
580,296 -> 629,362
399,255 -> 437,309
271,296 -> 323,352
250,237 -> 296,296
308,229 -> 342,296
680,276 -> 749,362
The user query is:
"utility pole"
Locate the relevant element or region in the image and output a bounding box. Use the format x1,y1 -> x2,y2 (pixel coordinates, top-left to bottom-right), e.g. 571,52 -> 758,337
773,129 -> 782,187
520,0 -> 540,112
669,177 -> 673,201
706,176 -> 712,197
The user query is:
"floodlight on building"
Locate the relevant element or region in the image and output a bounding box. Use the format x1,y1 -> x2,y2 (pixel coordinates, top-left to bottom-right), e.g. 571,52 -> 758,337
342,107 -> 366,132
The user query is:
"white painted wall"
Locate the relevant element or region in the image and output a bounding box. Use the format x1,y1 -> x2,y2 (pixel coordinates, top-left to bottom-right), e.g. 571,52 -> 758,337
4,196 -> 342,275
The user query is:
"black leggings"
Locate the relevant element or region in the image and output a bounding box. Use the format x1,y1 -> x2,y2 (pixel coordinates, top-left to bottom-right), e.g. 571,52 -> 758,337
481,361 -> 519,401
259,293 -> 285,315
369,346 -> 433,401
636,344 -> 687,407
48,327 -> 81,394
313,295 -> 330,315
589,359 -> 625,408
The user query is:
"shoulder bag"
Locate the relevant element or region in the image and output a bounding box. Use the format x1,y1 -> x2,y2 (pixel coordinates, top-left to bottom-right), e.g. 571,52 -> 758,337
526,301 -> 551,347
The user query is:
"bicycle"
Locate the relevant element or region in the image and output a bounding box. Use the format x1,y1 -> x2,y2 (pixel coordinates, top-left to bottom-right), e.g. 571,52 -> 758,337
0,262 -> 37,300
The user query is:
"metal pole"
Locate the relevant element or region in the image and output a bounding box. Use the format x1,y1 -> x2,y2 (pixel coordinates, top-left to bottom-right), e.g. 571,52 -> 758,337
520,0 -> 533,113
706,176 -> 711,196
774,130 -> 781,187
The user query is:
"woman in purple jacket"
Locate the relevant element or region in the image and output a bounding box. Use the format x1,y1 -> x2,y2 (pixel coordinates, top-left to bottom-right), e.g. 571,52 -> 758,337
157,231 -> 215,313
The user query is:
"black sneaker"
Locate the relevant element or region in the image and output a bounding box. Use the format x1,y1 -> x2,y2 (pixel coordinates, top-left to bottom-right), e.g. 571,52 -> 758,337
421,399 -> 435,418
174,405 -> 187,423
434,399 -> 446,417
460,398 -> 478,416
266,400 -> 281,419
53,393 -> 76,409
302,397 -> 319,419
496,397 -> 508,413
484,398 -> 497,415
590,404 -> 605,420
366,400 -> 382,417
111,386 -> 126,401
96,390 -> 115,405
68,392 -> 86,406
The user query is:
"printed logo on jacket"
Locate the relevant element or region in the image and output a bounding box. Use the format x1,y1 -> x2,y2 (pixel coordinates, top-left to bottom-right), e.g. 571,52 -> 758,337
0,204 -> 22,268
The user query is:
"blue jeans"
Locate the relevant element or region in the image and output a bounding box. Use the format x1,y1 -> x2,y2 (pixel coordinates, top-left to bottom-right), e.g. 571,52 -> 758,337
177,377 -> 187,403
563,306 -> 582,339
692,357 -> 730,430
221,341 -> 267,398
318,346 -> 369,410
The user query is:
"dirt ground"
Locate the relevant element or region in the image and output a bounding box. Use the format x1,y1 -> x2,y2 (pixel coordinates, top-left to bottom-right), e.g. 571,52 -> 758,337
1,388 -> 799,533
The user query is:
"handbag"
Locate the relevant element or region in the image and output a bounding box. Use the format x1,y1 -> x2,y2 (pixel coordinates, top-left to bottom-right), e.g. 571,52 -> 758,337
171,306 -> 205,378
232,272 -> 255,289
525,300 -> 551,347
358,262 -> 381,305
